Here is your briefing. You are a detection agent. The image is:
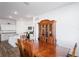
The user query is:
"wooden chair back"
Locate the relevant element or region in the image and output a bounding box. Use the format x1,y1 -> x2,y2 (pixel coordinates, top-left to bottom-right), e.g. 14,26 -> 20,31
71,43 -> 77,57
16,39 -> 25,57
23,40 -> 33,57
66,42 -> 77,57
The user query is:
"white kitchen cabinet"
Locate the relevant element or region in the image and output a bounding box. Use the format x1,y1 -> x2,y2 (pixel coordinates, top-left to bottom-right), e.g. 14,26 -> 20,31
0,24 -> 16,41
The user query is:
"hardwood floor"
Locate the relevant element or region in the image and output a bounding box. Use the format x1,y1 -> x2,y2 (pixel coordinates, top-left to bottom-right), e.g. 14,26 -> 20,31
0,40 -> 20,57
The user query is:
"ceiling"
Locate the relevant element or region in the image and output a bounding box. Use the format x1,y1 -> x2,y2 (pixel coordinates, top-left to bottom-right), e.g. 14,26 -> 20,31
0,2 -> 73,20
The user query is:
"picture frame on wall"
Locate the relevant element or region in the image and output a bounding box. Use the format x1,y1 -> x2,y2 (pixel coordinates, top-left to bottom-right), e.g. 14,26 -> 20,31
28,26 -> 34,34
28,26 -> 32,30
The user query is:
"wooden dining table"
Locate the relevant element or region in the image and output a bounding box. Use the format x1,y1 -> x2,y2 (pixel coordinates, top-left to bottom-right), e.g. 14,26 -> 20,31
20,39 -> 68,57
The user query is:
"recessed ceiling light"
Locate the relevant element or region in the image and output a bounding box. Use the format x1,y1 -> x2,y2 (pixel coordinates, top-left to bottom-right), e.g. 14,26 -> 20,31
14,11 -> 18,15
9,16 -> 13,18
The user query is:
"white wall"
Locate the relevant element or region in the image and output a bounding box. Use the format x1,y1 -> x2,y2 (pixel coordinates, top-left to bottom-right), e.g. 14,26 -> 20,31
34,3 -> 79,56
16,17 -> 34,34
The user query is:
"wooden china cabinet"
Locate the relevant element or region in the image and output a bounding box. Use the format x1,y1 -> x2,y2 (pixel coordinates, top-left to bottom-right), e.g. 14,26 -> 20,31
38,19 -> 56,45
